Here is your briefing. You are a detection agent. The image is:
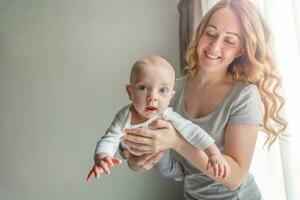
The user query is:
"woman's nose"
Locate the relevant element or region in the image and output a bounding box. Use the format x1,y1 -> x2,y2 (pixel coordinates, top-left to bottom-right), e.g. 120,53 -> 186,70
209,38 -> 222,53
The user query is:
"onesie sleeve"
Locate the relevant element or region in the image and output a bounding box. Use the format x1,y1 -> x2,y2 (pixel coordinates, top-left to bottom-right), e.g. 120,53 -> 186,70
163,108 -> 214,150
94,108 -> 126,157
228,84 -> 263,126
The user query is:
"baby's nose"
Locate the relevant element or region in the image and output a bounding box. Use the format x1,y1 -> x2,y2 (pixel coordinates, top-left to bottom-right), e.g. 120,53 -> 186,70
146,96 -> 157,102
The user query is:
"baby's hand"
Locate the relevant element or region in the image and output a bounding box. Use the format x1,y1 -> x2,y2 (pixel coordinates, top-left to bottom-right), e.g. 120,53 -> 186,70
86,153 -> 122,182
207,154 -> 230,179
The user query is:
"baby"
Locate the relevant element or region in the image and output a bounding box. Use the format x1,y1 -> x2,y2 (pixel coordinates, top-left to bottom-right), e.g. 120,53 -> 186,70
87,55 -> 230,181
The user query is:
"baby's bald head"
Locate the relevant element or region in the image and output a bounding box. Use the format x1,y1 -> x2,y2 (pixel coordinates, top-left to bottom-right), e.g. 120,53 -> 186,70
130,55 -> 175,85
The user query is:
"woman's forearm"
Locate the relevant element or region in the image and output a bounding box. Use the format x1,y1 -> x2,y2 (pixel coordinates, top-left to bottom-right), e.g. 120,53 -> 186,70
173,136 -> 246,190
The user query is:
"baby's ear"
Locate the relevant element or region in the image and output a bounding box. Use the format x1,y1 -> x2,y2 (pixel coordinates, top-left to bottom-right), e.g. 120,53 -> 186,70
172,90 -> 176,97
125,84 -> 132,101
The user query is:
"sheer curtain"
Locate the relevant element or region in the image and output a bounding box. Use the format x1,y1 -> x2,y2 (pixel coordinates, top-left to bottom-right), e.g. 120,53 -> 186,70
178,0 -> 300,199
252,0 -> 300,199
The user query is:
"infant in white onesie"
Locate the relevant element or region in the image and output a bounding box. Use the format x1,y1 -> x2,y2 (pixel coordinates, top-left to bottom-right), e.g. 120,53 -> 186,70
87,55 -> 229,182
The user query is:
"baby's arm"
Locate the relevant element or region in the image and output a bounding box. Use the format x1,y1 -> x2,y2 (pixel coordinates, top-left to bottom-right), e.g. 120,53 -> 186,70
87,152 -> 122,182
205,144 -> 230,179
163,108 -> 230,178
87,106 -> 129,182
162,108 -> 214,150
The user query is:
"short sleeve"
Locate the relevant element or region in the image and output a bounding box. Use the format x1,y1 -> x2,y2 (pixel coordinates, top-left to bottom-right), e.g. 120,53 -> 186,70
229,84 -> 263,126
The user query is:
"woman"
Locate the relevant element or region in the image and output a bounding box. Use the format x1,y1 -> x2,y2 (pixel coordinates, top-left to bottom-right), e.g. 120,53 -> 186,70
122,0 -> 287,199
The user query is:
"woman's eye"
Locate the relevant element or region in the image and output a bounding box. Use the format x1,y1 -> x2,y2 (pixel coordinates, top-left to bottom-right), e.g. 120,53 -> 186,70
225,39 -> 236,45
159,88 -> 169,94
225,37 -> 239,45
205,32 -> 216,38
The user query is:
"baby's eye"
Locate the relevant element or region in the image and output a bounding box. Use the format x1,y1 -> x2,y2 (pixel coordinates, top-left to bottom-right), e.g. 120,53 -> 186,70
137,85 -> 148,92
159,87 -> 169,94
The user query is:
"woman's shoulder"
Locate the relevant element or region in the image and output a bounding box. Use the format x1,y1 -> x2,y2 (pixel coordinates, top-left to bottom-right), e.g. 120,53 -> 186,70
227,81 -> 263,125
229,81 -> 262,111
232,81 -> 260,98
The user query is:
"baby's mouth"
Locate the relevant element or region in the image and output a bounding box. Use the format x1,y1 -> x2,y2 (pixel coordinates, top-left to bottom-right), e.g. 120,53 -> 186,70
145,106 -> 157,111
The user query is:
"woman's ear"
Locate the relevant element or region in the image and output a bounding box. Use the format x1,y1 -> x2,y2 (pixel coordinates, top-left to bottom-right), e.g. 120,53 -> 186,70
236,48 -> 244,58
126,84 -> 132,101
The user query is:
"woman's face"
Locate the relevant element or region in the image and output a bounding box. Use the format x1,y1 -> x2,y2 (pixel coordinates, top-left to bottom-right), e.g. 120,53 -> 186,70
197,8 -> 243,73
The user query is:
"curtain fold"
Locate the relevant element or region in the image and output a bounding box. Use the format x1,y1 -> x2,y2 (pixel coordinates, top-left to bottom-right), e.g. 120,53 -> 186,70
177,0 -> 202,73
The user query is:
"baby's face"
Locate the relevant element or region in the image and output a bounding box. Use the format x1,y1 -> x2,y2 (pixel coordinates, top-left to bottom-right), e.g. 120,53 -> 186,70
128,64 -> 175,119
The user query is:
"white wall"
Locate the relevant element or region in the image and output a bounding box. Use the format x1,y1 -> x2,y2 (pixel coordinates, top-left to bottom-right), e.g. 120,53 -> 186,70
0,0 -> 183,199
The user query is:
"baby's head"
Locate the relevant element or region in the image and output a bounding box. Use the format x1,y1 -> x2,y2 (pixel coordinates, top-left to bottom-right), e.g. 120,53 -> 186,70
126,55 -> 175,120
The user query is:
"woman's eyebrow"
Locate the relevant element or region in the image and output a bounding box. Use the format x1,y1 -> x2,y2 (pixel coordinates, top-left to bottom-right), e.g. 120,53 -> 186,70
207,24 -> 240,39
226,31 -> 241,39
207,25 -> 217,29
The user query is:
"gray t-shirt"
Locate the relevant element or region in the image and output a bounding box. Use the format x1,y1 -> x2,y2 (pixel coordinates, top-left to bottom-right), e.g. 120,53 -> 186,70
155,75 -> 263,200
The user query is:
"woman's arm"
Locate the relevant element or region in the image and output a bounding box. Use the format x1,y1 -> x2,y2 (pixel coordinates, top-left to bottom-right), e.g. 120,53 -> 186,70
123,120 -> 259,190
173,123 -> 259,190
123,148 -> 164,172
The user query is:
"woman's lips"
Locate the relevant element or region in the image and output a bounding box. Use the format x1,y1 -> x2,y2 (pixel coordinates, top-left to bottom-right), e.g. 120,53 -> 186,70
206,51 -> 221,59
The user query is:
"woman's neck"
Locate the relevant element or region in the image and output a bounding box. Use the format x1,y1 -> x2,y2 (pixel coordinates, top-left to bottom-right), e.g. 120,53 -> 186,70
191,68 -> 233,87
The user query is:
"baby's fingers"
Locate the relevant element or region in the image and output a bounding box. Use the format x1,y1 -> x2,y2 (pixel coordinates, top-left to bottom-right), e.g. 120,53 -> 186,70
212,162 -> 219,177
223,164 -> 230,179
111,157 -> 122,165
100,161 -> 110,175
87,166 -> 103,182
207,161 -> 212,171
103,157 -> 114,168
87,169 -> 95,182
218,163 -> 224,178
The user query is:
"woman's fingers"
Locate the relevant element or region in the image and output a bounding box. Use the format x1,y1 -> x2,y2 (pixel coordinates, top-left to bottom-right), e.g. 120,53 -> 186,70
123,134 -> 152,144
123,139 -> 153,153
145,151 -> 164,167
124,148 -> 164,171
129,147 -> 152,155
124,128 -> 153,138
149,119 -> 170,129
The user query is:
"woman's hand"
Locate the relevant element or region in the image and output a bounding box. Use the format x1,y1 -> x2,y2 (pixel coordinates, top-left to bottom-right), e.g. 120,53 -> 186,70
123,148 -> 164,171
123,119 -> 180,154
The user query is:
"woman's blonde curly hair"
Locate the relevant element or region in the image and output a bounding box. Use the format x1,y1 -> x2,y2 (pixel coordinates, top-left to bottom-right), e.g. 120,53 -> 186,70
184,0 -> 287,148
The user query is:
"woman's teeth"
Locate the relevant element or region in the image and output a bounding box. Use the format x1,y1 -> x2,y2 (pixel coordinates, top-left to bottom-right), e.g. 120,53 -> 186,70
206,52 -> 220,59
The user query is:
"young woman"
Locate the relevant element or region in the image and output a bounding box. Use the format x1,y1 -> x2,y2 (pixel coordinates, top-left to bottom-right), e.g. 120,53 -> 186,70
122,0 -> 287,199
